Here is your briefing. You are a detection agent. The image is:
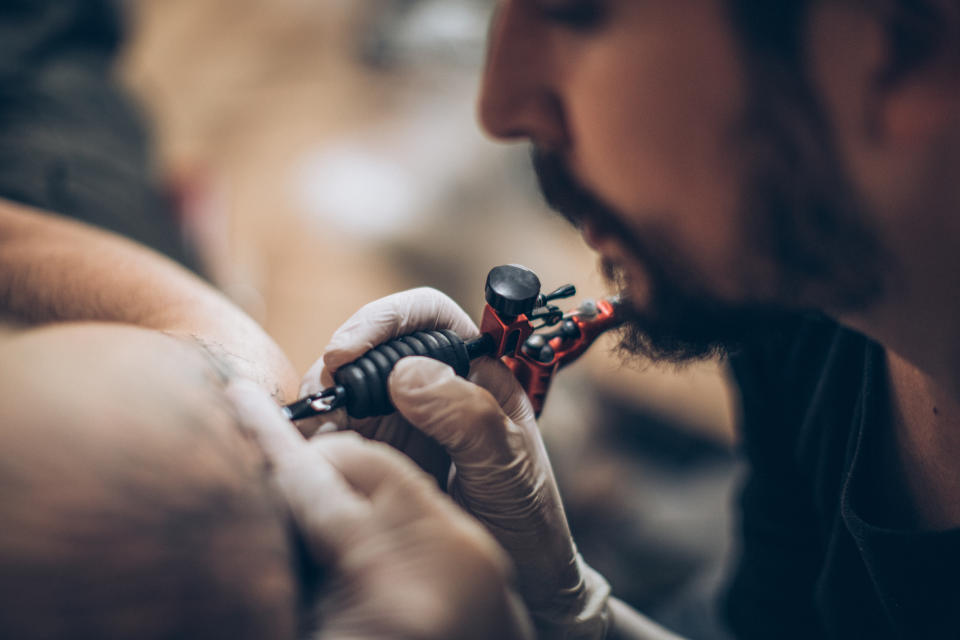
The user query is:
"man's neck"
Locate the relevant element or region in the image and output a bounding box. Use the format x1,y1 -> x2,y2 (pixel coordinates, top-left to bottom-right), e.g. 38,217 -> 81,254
880,350 -> 960,531
839,283 -> 960,530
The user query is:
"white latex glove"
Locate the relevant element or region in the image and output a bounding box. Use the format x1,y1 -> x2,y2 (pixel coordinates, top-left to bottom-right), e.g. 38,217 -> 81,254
226,379 -> 534,640
297,287 -> 469,487
301,288 -> 611,640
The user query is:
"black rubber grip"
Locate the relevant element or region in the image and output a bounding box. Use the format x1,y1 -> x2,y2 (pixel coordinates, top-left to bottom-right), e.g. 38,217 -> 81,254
333,330 -> 471,419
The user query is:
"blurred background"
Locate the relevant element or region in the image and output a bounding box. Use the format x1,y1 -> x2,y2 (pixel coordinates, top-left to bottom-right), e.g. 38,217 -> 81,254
3,0 -> 741,636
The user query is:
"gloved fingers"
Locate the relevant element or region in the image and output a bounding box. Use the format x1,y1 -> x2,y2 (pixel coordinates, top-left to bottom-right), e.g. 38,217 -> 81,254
225,380 -> 370,562
339,413 -> 451,487
300,331 -> 389,433
299,355 -> 336,397
322,287 -> 480,371
468,357 -> 537,424
401,429 -> 452,488
226,378 -> 306,463
304,413 -> 417,448
294,358 -> 347,437
279,384 -> 389,439
291,412 -> 343,439
388,357 -> 521,467
363,413 -> 410,446
309,432 -> 448,519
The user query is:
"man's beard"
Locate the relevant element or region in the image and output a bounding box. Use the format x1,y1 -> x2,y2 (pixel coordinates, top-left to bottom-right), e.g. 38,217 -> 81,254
532,90 -> 886,363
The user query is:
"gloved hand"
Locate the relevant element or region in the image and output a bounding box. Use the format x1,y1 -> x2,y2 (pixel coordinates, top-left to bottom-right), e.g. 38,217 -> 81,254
296,287 -> 474,487
226,379 -> 534,640
301,288 -> 611,640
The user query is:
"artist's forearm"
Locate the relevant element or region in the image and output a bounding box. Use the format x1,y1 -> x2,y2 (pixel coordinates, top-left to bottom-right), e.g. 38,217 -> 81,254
0,199 -> 298,400
607,598 -> 687,640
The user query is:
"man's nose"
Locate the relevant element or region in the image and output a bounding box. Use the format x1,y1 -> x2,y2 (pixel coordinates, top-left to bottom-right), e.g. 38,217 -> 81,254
477,2 -> 567,150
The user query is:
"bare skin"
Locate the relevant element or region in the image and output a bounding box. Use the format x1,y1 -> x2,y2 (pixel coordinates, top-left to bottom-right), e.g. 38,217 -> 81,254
0,323 -> 533,640
882,353 -> 960,530
0,323 -> 298,639
0,198 -> 299,401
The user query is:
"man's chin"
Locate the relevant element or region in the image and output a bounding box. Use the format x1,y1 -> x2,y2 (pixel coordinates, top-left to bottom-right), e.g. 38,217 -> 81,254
610,297 -> 736,364
602,258 -> 795,364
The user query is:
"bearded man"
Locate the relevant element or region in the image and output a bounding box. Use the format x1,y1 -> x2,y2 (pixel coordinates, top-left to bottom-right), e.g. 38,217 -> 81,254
293,2 -> 960,638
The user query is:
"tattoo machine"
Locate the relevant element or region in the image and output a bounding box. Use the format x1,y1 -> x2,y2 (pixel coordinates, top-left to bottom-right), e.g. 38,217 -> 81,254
282,264 -> 623,422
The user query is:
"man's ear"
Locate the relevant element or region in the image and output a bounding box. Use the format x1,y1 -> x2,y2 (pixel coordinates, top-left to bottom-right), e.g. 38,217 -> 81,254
873,1 -> 960,145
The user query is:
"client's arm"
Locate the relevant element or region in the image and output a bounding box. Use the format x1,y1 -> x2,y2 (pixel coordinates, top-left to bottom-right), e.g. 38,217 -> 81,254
0,198 -> 297,400
0,323 -> 298,639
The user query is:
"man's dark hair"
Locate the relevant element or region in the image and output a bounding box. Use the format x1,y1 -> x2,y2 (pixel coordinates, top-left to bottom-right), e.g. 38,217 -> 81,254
0,0 -> 201,272
722,0 -> 958,314
728,1 -> 956,84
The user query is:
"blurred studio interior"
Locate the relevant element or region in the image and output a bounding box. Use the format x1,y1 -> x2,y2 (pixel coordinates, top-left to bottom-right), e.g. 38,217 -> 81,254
1,1 -> 741,636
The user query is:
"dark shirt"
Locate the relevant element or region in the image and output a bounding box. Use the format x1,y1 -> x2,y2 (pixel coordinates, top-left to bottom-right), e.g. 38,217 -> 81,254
0,0 -> 199,272
724,317 -> 960,639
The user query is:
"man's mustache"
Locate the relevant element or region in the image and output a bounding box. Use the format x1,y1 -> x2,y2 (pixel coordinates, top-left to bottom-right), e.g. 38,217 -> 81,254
531,149 -> 644,254
531,149 -> 669,276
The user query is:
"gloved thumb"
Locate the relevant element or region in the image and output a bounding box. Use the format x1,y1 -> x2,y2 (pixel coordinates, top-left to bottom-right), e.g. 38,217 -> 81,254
388,357 -> 520,468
